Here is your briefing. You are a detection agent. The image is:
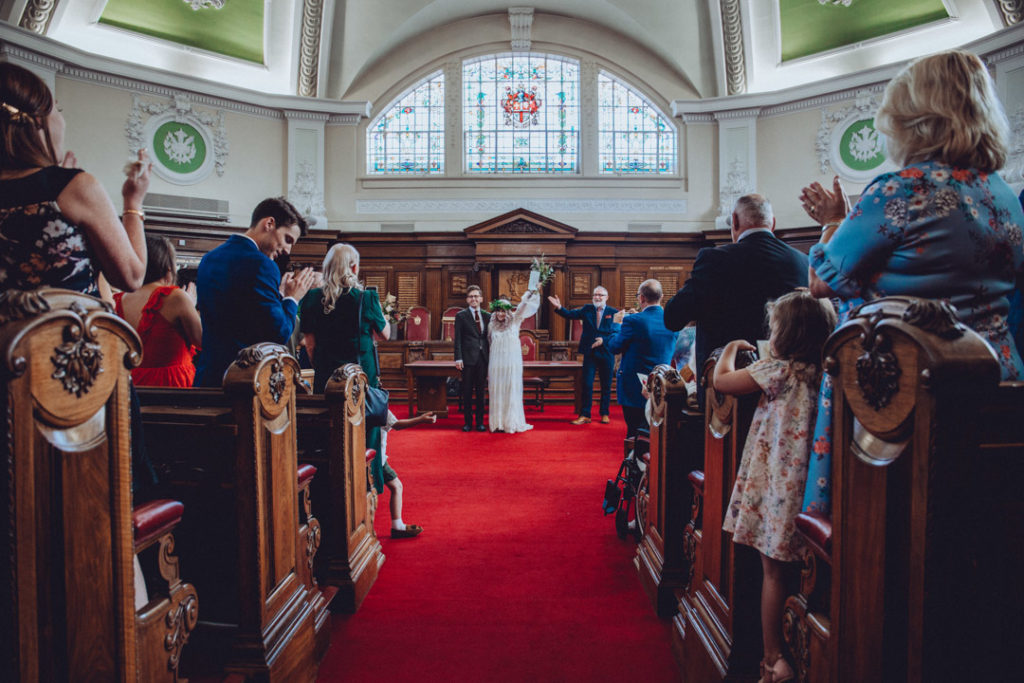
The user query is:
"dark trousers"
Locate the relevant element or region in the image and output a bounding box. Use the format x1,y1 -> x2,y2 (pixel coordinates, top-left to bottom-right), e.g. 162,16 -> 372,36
461,361 -> 487,427
580,351 -> 614,418
622,405 -> 647,439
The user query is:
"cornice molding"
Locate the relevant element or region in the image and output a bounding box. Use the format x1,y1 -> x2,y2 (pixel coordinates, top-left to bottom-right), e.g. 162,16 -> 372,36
0,24 -> 371,122
355,198 -> 687,215
720,0 -> 746,95
19,0 -> 57,35
328,114 -> 363,126
714,107 -> 761,121
681,113 -> 715,124
298,0 -> 325,97
285,110 -> 331,122
995,1 -> 1024,26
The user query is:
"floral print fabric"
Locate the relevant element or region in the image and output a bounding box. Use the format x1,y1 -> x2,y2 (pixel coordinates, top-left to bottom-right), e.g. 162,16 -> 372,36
808,160 -> 1024,381
0,167 -> 97,296
723,358 -> 821,562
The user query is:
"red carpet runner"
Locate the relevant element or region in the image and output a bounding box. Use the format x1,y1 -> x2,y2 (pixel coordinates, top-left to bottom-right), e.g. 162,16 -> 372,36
315,405 -> 680,682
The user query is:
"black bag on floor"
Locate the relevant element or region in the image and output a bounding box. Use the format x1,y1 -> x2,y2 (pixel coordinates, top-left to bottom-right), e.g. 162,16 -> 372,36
602,479 -> 620,515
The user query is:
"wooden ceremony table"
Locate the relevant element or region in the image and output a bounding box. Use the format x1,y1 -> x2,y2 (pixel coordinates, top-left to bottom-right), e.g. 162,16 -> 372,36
405,360 -> 584,417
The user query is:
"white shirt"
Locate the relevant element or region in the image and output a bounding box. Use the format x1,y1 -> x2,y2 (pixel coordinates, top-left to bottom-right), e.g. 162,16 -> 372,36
736,227 -> 773,242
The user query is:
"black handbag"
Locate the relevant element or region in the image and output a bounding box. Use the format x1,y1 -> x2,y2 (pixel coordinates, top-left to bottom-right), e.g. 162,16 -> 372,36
357,288 -> 390,428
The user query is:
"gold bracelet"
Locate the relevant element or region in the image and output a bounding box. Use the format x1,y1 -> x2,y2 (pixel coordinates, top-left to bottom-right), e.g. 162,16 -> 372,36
123,209 -> 145,220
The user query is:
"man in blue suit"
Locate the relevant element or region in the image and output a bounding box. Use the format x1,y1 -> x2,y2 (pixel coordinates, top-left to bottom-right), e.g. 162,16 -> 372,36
194,197 -> 317,387
549,287 -> 619,424
607,279 -> 678,438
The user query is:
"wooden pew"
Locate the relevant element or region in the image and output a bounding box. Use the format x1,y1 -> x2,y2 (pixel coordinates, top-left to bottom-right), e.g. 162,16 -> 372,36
295,364 -> 385,613
672,349 -> 762,680
635,364 -> 705,617
0,288 -> 194,681
138,344 -> 324,682
783,297 -> 1024,681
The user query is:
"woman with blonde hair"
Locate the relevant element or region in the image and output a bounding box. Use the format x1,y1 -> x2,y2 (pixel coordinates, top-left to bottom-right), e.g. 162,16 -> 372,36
798,49 -> 1024,516
299,243 -> 390,490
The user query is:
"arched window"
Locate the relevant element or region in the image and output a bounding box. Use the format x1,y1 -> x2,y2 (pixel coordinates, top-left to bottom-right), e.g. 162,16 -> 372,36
463,54 -> 580,173
597,72 -> 676,174
367,71 -> 445,174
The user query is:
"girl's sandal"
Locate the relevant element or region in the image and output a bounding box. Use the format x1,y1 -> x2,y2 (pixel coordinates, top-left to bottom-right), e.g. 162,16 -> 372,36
763,654 -> 794,683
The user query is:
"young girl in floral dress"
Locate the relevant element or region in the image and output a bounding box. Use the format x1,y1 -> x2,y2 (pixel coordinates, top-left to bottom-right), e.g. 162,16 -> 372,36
713,290 -> 837,683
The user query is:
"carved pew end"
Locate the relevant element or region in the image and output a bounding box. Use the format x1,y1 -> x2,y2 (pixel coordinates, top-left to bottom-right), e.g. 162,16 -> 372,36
297,463 -> 330,662
133,499 -> 199,683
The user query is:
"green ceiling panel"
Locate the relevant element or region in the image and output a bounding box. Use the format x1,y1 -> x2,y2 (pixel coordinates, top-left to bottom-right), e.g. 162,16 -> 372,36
780,0 -> 949,62
100,0 -> 264,64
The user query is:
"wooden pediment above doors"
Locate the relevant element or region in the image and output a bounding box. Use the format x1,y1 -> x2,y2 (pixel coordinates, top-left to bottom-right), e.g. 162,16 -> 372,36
464,208 -> 577,263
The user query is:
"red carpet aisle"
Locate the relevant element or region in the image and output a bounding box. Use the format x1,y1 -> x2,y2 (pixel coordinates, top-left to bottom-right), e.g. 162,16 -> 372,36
316,405 -> 680,682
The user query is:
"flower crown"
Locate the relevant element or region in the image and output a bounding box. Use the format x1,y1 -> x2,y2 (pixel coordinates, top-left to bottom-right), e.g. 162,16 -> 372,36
488,299 -> 514,312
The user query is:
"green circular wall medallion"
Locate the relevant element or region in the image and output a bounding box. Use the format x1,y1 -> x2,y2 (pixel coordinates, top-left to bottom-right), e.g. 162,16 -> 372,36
829,113 -> 896,182
152,121 -> 207,174
838,118 -> 886,171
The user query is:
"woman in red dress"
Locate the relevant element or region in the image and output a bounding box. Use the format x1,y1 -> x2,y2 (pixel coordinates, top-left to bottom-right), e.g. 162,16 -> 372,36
115,235 -> 202,387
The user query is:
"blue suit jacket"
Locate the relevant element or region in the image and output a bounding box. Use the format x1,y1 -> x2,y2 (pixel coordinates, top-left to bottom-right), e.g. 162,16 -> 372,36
194,234 -> 298,387
607,305 -> 677,408
555,303 -> 620,358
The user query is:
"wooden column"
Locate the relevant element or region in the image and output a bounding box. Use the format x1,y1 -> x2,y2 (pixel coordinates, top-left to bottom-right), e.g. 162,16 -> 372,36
551,267 -> 567,341
425,266 -> 444,340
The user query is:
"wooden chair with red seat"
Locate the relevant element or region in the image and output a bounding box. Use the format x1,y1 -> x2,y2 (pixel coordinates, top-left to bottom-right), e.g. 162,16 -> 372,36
518,329 -> 547,411
404,305 -> 431,342
133,498 -> 199,682
441,306 -> 462,341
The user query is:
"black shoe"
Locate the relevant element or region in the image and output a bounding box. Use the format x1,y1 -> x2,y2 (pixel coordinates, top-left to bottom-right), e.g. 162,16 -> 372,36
462,424 -> 473,432
476,424 -> 487,432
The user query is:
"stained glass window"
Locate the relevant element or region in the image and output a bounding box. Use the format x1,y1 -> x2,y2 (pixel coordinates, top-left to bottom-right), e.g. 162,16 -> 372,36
463,54 -> 579,174
367,72 -> 444,174
598,73 -> 676,174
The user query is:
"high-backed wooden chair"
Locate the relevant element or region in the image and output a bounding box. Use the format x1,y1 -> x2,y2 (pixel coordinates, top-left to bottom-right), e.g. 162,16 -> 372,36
519,329 -> 547,411
570,318 -> 583,343
404,305 -> 431,341
441,306 -> 462,341
0,288 -> 193,681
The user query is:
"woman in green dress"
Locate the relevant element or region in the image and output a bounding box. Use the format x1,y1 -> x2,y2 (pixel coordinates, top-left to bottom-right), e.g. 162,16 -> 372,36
300,243 -> 389,490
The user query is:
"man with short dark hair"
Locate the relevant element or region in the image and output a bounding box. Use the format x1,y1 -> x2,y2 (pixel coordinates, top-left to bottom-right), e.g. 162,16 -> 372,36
453,285 -> 490,431
194,197 -> 317,387
663,193 -> 808,407
607,279 -> 677,438
549,286 -> 619,424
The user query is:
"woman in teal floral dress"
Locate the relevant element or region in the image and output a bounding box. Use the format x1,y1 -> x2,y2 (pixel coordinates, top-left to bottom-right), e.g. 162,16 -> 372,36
799,50 -> 1024,514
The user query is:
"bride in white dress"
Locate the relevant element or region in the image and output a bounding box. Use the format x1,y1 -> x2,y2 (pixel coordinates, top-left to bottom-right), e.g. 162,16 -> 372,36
487,290 -> 540,433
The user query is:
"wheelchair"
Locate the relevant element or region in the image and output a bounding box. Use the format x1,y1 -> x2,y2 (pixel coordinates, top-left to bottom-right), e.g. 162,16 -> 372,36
602,428 -> 650,541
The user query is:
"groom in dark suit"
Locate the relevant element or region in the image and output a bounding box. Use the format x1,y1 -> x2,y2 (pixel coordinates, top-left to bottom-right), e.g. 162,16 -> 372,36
453,285 -> 490,432
549,287 -> 620,424
194,197 -> 317,387
663,193 -> 808,407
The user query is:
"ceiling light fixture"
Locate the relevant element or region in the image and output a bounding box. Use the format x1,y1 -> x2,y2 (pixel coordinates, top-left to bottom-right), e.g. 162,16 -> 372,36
183,0 -> 226,10
818,0 -> 853,6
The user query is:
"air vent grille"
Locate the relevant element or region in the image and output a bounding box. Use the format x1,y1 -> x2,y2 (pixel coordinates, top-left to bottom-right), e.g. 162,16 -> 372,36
143,193 -> 230,222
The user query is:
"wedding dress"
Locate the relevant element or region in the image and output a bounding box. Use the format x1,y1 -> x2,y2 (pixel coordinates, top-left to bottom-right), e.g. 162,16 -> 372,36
487,290 -> 540,433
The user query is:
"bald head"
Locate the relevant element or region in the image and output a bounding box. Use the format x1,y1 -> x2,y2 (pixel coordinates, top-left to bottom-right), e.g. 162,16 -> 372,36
731,194 -> 775,239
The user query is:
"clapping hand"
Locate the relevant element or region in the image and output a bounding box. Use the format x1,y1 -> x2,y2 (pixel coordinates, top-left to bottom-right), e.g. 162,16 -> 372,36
418,411 -> 438,424
121,149 -> 152,210
547,295 -> 561,308
59,151 -> 78,169
800,175 -> 850,225
281,266 -> 316,300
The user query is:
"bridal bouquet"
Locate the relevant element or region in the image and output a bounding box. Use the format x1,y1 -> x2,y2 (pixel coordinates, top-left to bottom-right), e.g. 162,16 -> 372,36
382,292 -> 405,325
529,254 -> 555,291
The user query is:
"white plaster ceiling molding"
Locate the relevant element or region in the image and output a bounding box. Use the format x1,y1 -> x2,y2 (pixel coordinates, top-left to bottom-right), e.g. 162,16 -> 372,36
19,0 -> 58,34
183,0 -> 227,9
745,0 -> 1003,93
299,0 -> 326,97
815,89 -> 896,182
995,0 -> 1024,25
720,0 -> 747,95
355,198 -> 686,214
509,7 -> 534,50
126,93 -> 229,185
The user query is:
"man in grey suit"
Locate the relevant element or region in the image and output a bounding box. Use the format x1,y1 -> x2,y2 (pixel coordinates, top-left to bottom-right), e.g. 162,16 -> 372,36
453,285 -> 490,432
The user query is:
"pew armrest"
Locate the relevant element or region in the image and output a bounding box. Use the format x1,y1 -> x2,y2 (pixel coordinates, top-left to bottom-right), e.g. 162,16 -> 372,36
133,499 -> 185,552
795,512 -> 832,563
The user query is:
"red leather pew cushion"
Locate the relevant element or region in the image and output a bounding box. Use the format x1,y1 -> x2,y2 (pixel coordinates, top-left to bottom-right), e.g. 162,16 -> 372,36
133,499 -> 184,547
297,463 -> 317,487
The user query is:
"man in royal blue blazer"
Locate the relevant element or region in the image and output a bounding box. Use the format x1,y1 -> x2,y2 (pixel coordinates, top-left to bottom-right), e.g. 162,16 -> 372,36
663,194 -> 808,408
607,279 -> 678,438
549,286 -> 620,424
194,197 -> 317,387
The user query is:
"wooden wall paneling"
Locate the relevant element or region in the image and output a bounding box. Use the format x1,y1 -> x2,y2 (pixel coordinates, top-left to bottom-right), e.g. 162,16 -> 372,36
361,270 -> 389,299
653,268 -> 682,295
449,271 -> 470,300
621,271 -> 647,310
600,266 -> 618,306
550,268 -> 567,341
570,270 -> 594,301
395,271 -> 421,309
425,268 -> 443,339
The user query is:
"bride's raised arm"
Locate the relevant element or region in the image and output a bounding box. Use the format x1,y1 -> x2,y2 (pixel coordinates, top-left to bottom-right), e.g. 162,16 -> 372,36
513,289 -> 541,323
